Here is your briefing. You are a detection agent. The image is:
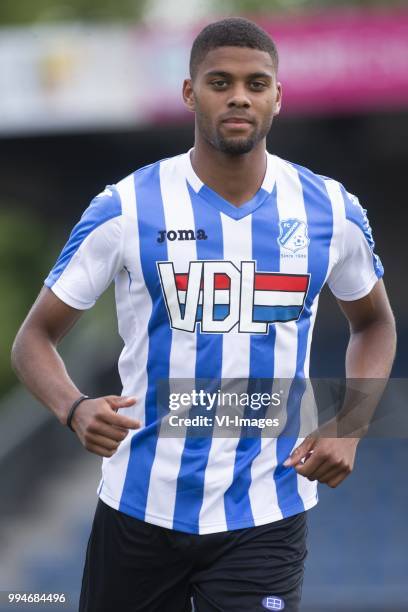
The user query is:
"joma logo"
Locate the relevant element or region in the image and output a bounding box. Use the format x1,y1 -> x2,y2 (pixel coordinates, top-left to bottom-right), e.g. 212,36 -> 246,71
157,229 -> 208,243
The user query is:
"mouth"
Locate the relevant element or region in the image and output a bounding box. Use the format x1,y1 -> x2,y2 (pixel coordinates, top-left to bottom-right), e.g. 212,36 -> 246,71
221,117 -> 254,130
222,117 -> 253,125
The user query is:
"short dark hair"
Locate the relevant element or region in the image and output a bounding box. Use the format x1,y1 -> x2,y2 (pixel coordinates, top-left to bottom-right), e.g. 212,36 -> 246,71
189,17 -> 279,80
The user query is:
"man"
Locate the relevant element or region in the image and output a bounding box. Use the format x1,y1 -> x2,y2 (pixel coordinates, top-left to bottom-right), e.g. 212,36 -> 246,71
11,17 -> 396,612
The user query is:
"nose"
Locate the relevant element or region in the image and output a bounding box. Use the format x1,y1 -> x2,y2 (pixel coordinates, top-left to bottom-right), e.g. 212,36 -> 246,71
227,84 -> 251,108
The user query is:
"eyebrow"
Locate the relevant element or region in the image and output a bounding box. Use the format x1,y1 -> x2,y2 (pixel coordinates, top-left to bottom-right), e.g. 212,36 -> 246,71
204,70 -> 273,80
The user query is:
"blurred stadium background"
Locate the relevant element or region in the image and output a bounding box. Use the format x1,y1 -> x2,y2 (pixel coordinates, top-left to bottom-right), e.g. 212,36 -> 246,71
0,0 -> 407,610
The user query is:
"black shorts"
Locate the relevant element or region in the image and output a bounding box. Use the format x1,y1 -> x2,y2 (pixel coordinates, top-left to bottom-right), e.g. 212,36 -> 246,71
79,500 -> 308,612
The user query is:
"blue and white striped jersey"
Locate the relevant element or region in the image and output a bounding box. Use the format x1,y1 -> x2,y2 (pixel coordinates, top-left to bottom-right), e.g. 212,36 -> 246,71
45,150 -> 383,534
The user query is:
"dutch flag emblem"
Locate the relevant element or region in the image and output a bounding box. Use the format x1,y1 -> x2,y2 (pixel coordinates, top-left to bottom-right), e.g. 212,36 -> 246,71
175,271 -> 309,323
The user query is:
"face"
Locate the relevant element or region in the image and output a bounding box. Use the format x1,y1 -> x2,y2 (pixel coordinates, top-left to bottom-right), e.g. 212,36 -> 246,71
183,46 -> 282,156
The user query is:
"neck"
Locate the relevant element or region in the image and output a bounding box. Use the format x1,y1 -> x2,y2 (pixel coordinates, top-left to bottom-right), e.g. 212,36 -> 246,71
191,133 -> 267,207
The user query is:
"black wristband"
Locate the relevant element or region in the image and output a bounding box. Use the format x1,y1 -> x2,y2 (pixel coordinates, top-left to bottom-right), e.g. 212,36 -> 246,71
66,395 -> 89,432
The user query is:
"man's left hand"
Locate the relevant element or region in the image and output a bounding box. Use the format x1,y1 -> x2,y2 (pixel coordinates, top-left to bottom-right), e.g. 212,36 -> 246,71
283,423 -> 359,488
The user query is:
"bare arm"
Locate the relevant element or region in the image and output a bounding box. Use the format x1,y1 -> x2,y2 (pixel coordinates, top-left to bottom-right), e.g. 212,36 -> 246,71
11,286 -> 85,423
11,287 -> 139,456
340,279 -> 396,378
284,279 -> 397,486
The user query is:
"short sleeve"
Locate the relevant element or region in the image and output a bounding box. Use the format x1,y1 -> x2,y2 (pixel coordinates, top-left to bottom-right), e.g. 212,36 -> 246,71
327,189 -> 384,301
44,186 -> 124,309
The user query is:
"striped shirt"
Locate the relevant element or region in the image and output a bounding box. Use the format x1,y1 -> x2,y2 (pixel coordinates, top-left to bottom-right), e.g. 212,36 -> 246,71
45,150 -> 383,534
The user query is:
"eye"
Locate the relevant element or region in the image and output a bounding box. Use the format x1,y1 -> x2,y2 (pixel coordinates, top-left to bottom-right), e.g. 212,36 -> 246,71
211,80 -> 228,89
250,81 -> 267,90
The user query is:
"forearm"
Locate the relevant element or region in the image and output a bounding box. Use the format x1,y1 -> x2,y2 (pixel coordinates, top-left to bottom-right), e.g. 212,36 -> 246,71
345,318 -> 396,378
11,326 -> 82,425
339,318 -> 397,436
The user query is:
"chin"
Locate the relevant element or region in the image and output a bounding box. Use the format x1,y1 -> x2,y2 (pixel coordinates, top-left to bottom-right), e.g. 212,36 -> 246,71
217,137 -> 256,156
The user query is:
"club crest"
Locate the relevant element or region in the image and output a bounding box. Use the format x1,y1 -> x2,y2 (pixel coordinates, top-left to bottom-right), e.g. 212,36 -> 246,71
278,218 -> 310,252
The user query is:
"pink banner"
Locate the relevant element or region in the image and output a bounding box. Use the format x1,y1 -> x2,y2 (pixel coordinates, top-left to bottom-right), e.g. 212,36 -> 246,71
261,9 -> 408,114
142,8 -> 408,121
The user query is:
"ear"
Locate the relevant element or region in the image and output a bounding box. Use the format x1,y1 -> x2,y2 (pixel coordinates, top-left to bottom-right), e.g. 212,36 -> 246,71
273,82 -> 283,116
183,78 -> 195,112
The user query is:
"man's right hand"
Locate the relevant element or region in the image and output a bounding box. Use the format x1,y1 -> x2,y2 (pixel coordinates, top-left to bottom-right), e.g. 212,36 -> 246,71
70,395 -> 140,457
